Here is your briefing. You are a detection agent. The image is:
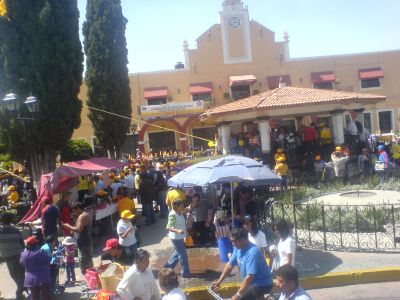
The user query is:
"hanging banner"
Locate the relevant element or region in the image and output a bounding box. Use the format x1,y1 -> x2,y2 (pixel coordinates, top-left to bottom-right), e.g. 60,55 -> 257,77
140,101 -> 205,120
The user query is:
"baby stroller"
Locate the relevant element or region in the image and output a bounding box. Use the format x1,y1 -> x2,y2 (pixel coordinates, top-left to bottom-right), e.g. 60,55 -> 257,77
52,242 -> 66,295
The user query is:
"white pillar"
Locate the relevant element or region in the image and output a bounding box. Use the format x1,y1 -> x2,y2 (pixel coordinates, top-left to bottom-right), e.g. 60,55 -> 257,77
257,119 -> 271,153
332,110 -> 345,145
217,123 -> 231,155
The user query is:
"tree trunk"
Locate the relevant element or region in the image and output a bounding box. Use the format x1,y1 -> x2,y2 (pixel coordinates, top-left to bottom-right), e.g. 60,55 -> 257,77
31,146 -> 57,190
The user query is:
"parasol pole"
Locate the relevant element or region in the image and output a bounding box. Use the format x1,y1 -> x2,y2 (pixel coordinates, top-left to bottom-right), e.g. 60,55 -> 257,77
231,181 -> 234,227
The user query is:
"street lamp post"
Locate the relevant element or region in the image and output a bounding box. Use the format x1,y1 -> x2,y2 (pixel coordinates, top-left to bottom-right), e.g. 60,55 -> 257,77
2,92 -> 38,203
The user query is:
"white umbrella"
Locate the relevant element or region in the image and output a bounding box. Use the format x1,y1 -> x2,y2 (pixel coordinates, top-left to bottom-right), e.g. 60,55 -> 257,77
168,155 -> 281,226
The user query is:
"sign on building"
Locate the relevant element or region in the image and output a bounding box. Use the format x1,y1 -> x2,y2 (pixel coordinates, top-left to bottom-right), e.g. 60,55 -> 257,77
140,100 -> 205,120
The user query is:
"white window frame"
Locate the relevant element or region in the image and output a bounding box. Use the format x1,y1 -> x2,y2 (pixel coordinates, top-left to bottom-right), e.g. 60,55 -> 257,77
147,98 -> 167,106
376,109 -> 394,133
363,111 -> 373,133
191,93 -> 212,102
360,78 -> 382,91
230,84 -> 251,101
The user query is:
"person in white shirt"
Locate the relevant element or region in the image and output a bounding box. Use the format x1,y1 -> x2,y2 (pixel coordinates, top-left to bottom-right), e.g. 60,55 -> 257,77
158,268 -> 187,300
117,210 -> 137,259
116,248 -> 161,300
123,170 -> 135,199
275,219 -> 296,267
243,215 -> 268,255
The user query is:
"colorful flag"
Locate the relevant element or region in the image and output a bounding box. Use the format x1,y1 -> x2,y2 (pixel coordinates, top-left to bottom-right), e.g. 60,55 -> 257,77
0,0 -> 6,17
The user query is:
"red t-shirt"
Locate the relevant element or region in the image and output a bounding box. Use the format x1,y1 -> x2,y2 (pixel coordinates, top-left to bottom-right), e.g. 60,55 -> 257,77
303,126 -> 317,142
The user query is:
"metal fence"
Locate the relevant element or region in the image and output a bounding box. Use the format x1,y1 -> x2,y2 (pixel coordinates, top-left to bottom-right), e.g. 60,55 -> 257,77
259,201 -> 400,252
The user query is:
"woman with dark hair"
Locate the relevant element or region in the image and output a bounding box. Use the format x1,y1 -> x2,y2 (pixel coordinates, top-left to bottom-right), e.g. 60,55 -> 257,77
274,220 -> 296,267
243,215 -> 267,256
20,236 -> 52,300
158,268 -> 186,300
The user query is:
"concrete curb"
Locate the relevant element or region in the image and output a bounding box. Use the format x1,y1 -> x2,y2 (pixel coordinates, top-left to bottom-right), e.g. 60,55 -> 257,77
184,267 -> 400,299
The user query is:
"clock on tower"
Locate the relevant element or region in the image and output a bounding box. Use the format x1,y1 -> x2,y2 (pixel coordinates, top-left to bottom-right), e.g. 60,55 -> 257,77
220,0 -> 252,64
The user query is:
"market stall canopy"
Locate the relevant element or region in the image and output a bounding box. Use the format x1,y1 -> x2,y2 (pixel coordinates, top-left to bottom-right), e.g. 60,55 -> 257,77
168,155 -> 281,188
19,157 -> 128,224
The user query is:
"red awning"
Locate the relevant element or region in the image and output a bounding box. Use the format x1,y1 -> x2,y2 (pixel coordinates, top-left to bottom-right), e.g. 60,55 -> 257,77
359,67 -> 384,80
229,75 -> 257,87
266,75 -> 291,89
189,82 -> 213,95
311,71 -> 336,83
19,157 -> 129,224
144,87 -> 168,99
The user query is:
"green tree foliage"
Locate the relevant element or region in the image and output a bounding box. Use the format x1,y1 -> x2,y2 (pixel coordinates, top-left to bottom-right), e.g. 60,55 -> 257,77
60,139 -> 94,163
0,0 -> 83,179
83,0 -> 131,158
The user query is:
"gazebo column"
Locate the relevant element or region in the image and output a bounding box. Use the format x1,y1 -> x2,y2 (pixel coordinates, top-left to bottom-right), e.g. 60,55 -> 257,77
217,121 -> 231,155
256,117 -> 271,165
331,109 -> 346,145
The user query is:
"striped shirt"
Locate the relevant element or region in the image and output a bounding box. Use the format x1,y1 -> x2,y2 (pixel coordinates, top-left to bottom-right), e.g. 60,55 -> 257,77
0,225 -> 24,259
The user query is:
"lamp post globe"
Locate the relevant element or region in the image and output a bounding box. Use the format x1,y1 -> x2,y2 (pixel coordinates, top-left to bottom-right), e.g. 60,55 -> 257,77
24,95 -> 38,113
2,92 -> 19,112
1,92 -> 38,202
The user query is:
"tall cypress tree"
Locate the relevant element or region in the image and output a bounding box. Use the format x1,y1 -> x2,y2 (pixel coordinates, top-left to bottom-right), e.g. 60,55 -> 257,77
83,0 -> 132,158
0,0 -> 83,178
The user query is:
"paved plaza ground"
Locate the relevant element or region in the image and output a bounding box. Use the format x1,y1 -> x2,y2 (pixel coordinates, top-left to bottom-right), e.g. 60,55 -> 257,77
1,207 -> 400,299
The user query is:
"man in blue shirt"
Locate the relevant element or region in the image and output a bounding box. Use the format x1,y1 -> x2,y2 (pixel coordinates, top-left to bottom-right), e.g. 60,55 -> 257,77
276,265 -> 312,300
211,228 -> 272,300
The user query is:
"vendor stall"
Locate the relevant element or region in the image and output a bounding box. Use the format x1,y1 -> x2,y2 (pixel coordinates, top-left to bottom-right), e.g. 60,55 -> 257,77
19,157 -> 128,224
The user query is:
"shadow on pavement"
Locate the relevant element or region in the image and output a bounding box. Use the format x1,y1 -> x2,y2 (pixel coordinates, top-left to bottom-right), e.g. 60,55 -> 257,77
296,247 -> 343,277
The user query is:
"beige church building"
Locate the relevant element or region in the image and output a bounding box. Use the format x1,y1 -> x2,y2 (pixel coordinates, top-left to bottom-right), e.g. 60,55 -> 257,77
73,0 -> 400,156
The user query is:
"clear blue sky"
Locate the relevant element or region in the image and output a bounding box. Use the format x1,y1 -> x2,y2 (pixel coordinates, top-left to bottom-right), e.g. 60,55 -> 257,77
77,0 -> 400,73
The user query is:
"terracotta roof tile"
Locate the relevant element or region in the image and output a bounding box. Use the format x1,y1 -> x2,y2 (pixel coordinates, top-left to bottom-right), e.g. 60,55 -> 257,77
202,87 -> 385,118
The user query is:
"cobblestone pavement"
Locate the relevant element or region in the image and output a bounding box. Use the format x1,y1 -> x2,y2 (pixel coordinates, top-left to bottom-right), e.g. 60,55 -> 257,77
1,213 -> 400,299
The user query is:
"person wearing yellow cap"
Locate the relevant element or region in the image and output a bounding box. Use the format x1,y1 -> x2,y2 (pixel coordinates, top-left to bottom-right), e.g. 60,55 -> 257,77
313,155 -> 324,181
7,185 -> 19,207
274,157 -> 289,190
116,210 -> 138,261
331,145 -> 349,181
274,148 -> 287,163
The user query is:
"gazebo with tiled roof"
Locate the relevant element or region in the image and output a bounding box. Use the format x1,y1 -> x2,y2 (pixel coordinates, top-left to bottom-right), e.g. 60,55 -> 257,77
200,86 -> 386,157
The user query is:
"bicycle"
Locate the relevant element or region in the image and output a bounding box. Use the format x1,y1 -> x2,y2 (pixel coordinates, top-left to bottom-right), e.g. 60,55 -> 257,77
207,285 -> 280,300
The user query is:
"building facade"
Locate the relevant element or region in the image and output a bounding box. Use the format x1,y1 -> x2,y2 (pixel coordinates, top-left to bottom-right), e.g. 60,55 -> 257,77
72,0 -> 400,155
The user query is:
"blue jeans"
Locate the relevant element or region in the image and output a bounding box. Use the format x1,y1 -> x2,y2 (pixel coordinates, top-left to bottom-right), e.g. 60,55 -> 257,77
158,190 -> 168,217
164,238 -> 189,276
124,243 -> 137,261
143,202 -> 156,224
66,262 -> 76,282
